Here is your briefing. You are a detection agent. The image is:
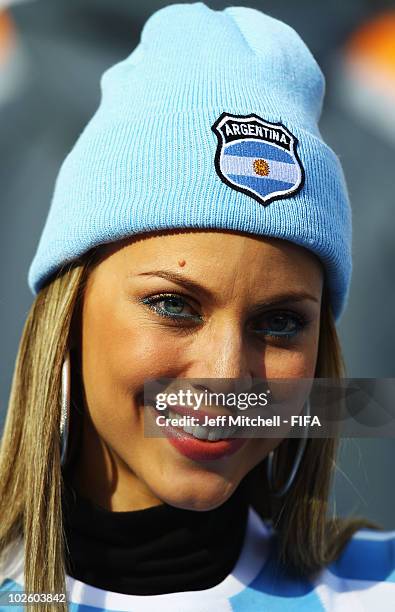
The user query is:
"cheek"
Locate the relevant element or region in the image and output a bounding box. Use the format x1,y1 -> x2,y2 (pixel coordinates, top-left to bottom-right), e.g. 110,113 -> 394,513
263,328 -> 320,378
264,349 -> 316,378
81,303 -> 188,428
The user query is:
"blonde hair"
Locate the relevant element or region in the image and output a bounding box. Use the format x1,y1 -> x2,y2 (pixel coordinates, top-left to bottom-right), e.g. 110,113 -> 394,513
0,254 -> 379,612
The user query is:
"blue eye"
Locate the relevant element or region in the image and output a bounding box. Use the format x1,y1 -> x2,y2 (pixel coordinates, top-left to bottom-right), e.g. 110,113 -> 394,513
253,312 -> 307,339
141,296 -> 307,339
141,294 -> 202,321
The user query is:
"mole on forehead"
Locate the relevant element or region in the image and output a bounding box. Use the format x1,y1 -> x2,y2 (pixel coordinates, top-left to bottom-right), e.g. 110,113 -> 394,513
178,259 -> 186,267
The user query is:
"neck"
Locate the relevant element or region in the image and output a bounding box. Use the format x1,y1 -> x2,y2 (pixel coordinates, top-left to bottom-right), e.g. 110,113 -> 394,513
62,475 -> 250,596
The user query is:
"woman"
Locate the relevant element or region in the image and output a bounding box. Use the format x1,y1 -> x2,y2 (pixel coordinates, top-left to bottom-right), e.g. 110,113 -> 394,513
1,3 -> 394,611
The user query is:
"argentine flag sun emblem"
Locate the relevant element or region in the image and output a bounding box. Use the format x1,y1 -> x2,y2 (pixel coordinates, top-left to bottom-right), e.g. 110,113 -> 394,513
212,113 -> 304,206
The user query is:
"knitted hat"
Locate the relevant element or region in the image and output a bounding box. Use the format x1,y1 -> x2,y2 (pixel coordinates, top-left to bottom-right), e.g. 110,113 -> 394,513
28,2 -> 352,321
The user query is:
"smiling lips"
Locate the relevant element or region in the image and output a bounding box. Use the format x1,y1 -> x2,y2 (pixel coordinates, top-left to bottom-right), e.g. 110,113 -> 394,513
154,404 -> 247,461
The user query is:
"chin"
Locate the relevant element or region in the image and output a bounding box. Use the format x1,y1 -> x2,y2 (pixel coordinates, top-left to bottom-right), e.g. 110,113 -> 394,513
149,473 -> 240,512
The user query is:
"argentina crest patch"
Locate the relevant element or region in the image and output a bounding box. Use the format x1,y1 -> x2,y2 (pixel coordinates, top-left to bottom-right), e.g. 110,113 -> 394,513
211,113 -> 304,206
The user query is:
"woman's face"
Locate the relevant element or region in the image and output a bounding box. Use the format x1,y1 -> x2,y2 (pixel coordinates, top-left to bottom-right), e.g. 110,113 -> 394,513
72,231 -> 323,511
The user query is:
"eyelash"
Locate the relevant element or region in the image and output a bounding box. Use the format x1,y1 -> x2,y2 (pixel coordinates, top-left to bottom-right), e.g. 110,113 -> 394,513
140,293 -> 309,340
141,293 -> 203,323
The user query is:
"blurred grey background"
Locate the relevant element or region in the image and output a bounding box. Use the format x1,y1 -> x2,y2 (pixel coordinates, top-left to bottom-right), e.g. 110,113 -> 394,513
1,0 -> 394,527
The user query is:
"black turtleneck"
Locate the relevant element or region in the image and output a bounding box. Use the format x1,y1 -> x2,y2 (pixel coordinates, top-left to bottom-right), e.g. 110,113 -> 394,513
62,477 -> 249,596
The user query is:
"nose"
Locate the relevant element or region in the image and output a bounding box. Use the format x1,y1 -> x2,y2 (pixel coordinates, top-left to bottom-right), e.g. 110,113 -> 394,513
190,322 -> 255,382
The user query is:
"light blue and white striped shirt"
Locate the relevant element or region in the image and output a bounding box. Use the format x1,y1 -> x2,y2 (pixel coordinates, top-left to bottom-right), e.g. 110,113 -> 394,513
1,507 -> 394,611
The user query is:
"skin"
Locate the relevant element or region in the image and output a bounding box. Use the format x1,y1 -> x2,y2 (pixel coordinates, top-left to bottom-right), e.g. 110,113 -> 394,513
70,230 -> 323,512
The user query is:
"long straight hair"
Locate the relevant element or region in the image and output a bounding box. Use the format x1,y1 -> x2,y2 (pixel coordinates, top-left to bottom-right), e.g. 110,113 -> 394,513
0,254 -> 379,612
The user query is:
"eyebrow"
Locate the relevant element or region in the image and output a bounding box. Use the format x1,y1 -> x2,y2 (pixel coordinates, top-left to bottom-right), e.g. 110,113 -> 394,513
134,269 -> 320,306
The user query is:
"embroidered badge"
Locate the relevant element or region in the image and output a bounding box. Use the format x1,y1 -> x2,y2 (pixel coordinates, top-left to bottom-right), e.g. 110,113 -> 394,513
211,113 -> 304,206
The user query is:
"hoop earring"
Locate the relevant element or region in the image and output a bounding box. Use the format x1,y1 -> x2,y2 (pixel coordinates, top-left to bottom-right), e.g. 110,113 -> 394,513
60,349 -> 71,467
266,398 -> 310,497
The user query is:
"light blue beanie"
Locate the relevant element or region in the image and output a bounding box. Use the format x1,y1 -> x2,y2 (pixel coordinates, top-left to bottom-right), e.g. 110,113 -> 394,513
28,2 -> 352,321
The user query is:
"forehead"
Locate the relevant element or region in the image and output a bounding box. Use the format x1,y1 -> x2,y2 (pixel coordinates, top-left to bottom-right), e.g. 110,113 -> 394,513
89,230 -> 323,296
99,230 -> 319,264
